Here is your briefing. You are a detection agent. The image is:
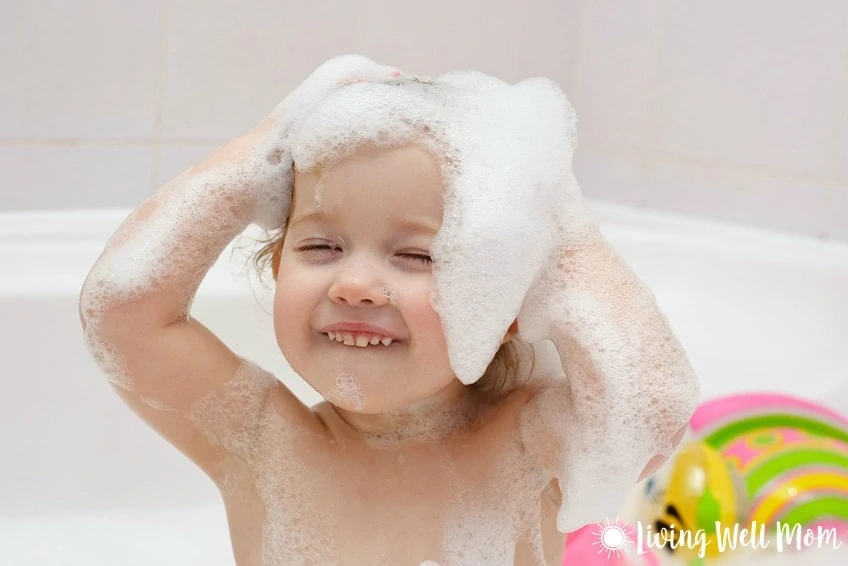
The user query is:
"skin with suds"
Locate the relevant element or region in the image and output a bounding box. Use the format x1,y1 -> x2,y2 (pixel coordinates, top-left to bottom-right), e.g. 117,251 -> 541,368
78,55 -> 698,565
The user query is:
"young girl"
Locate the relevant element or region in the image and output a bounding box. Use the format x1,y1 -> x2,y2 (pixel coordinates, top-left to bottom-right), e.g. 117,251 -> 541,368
78,55 -> 699,566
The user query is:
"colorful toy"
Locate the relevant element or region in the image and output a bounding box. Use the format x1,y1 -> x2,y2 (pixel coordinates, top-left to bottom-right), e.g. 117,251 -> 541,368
637,392 -> 848,564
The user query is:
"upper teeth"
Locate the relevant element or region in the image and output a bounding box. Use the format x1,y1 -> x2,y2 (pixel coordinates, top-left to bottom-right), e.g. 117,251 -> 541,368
326,331 -> 395,347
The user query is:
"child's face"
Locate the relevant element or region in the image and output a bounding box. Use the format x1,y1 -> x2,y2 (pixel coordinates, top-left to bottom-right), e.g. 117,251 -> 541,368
273,143 -> 461,414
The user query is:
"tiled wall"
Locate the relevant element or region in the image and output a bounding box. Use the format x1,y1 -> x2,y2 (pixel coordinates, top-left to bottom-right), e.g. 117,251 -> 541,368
1,0 -> 846,241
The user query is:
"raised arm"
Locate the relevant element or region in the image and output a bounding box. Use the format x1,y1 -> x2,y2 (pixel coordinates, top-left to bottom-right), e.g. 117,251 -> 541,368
517,231 -> 700,533
79,55 -> 404,483
77,117 -> 309,482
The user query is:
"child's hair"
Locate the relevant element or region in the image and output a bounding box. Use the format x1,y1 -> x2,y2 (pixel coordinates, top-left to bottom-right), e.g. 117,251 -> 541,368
250,185 -> 536,398
250,72 -> 539,397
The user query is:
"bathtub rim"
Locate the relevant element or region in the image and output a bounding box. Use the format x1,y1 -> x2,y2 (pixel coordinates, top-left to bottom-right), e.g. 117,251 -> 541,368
1,201 -> 846,295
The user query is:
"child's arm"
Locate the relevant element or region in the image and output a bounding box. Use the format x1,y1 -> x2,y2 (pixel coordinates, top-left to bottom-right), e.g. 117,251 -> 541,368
77,118 -> 315,483
80,56 -> 402,484
517,233 -> 700,533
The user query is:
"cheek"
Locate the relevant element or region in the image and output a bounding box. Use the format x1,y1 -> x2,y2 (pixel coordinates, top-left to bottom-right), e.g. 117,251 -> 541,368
272,272 -> 314,348
395,282 -> 441,332
403,289 -> 451,363
414,302 -> 445,340
274,254 -> 317,308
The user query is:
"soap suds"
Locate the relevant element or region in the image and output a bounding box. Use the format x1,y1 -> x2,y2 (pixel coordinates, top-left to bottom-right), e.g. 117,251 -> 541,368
282,54 -> 698,533
78,53 -> 699,563
326,372 -> 366,411
187,359 -> 339,564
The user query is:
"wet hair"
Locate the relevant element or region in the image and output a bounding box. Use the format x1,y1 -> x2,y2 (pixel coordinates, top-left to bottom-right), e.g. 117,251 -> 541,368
250,162 -> 536,398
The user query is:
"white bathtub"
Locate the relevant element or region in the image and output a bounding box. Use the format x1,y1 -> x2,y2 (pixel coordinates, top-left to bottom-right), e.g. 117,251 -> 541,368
1,202 -> 847,565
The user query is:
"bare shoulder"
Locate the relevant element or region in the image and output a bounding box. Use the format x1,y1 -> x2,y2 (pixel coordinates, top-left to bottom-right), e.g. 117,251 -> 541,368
171,360 -> 328,468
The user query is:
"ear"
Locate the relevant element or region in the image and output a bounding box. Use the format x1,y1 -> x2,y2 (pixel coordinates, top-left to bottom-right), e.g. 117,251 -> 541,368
501,318 -> 519,345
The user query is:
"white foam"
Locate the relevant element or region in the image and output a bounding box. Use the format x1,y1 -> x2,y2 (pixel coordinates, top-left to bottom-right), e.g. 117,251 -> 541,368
77,52 -> 700,561
285,54 -> 699,533
326,372 -> 366,411
286,59 -> 583,387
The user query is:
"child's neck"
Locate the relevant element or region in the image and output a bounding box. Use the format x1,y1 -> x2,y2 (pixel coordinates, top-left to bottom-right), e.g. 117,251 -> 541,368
331,381 -> 493,446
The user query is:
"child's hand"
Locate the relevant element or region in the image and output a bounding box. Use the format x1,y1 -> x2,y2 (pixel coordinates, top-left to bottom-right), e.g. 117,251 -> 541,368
515,220 -> 698,532
192,55 -> 402,231
250,55 -> 401,230
418,74 -> 697,531
514,177 -> 600,345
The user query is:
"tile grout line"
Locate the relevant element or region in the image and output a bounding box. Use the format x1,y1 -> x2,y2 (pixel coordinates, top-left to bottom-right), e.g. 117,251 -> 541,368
570,0 -> 594,115
827,9 -> 848,187
0,138 -> 228,147
150,0 -> 170,193
638,0 -> 667,207
821,9 -> 848,239
579,144 -> 843,191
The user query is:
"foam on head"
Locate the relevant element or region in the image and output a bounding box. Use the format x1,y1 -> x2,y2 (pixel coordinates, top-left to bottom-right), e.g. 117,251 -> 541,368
287,56 -> 697,535
77,53 -> 697,560
287,63 -> 580,388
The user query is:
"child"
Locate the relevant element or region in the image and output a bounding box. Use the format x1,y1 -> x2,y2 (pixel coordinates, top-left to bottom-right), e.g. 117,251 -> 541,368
78,55 -> 699,566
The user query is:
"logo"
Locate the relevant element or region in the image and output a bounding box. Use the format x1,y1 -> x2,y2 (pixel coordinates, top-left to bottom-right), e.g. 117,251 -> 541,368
587,517 -> 845,560
592,517 -> 633,559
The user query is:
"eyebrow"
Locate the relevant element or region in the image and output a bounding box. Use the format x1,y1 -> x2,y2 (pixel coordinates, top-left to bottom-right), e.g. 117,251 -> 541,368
289,211 -> 438,236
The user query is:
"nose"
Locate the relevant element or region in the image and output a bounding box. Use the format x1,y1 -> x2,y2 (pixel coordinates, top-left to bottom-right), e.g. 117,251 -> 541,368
328,264 -> 390,307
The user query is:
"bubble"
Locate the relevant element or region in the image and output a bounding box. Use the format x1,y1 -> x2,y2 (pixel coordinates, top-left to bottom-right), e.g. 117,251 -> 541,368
326,372 -> 366,411
283,56 -> 697,534
78,52 -> 699,563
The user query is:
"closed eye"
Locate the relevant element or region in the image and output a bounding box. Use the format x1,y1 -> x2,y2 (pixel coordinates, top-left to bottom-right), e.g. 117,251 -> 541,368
298,244 -> 432,265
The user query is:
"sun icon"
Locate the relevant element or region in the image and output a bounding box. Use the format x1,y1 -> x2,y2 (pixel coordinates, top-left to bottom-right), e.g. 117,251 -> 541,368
592,517 -> 633,559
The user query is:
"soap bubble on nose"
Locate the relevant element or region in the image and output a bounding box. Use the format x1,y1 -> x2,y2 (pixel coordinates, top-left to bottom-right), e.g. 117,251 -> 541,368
381,283 -> 398,306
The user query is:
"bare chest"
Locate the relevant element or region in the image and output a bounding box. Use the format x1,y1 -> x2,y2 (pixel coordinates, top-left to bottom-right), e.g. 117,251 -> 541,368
222,419 -> 562,565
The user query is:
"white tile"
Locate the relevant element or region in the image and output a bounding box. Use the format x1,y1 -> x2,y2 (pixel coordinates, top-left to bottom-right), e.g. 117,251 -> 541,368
654,0 -> 848,178
357,0 -> 583,102
161,0 -> 358,140
154,144 -> 223,190
573,150 -> 649,206
356,0 -> 515,79
0,1 -> 160,139
838,99 -> 848,183
823,186 -> 848,241
495,0 -> 584,93
577,0 -> 656,150
0,145 -> 152,210
641,161 -> 829,238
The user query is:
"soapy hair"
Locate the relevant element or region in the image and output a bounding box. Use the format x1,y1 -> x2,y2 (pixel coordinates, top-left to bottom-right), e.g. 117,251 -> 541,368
250,182 -> 535,398
250,71 -> 538,397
